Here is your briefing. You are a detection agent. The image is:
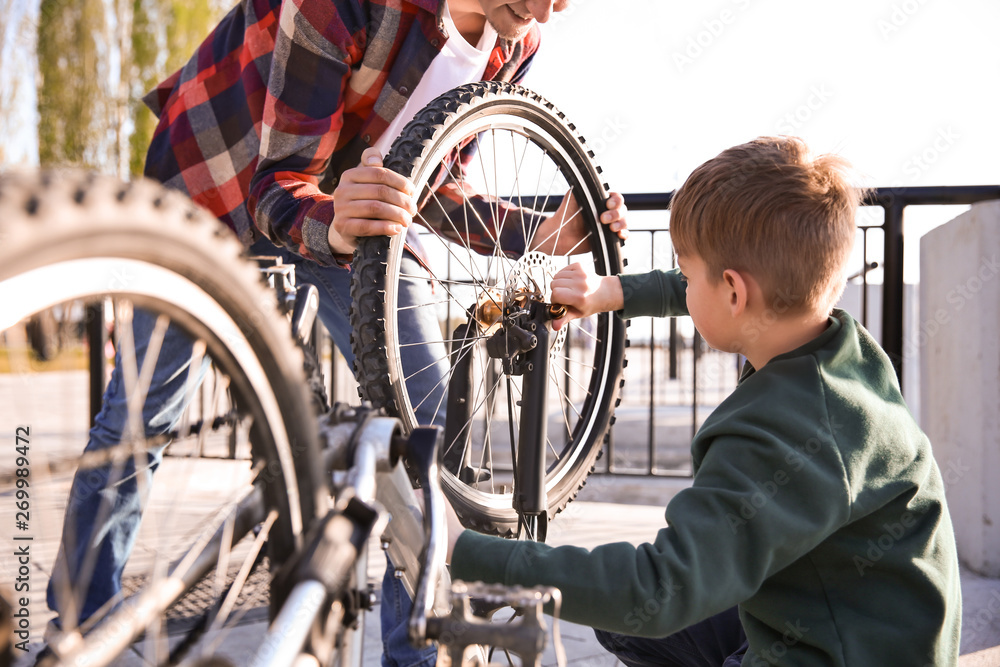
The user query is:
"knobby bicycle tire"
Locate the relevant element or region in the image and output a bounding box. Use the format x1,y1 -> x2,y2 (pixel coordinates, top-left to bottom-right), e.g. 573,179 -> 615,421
351,82 -> 628,536
0,170 -> 325,665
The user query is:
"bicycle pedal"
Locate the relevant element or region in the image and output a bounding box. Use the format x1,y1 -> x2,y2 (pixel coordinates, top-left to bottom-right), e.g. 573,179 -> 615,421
468,596 -> 509,619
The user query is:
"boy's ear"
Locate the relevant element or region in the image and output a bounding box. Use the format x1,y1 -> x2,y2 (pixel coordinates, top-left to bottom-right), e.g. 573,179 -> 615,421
722,268 -> 749,318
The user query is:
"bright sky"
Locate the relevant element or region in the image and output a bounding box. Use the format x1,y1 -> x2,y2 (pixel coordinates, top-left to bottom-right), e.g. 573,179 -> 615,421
3,0 -> 998,280
1,0 -> 39,165
530,0 -> 1000,281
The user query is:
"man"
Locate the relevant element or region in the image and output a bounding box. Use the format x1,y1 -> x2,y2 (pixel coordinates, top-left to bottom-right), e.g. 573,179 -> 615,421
45,0 -> 628,663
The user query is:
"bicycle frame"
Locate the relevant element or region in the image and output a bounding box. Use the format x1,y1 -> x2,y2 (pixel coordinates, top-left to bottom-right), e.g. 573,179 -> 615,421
229,262 -> 567,666
249,408 -> 565,667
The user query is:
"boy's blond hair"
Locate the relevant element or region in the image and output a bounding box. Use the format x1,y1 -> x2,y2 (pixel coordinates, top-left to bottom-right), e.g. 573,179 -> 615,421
669,136 -> 862,314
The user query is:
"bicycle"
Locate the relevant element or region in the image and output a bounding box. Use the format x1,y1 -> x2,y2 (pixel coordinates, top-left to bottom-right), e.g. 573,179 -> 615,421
0,81 -> 623,666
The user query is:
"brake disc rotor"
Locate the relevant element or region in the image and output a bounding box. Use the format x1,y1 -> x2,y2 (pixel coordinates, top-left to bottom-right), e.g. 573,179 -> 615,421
503,251 -> 567,357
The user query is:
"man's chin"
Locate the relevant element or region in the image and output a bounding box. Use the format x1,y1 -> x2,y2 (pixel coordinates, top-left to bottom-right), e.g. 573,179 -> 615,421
488,16 -> 534,41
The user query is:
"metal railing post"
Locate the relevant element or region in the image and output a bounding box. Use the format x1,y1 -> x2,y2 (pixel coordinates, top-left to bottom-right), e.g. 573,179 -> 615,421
880,200 -> 906,384
87,300 -> 107,427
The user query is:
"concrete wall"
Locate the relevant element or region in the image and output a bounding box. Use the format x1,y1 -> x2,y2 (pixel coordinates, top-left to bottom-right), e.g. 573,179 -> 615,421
920,200 -> 1000,577
836,282 -> 921,421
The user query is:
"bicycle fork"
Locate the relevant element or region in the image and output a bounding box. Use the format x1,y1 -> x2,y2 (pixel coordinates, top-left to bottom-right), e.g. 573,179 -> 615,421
512,301 -> 550,540
464,299 -> 554,541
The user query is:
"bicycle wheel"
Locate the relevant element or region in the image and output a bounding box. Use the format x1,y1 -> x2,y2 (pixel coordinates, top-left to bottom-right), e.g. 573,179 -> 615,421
351,82 -> 627,536
0,171 -> 325,666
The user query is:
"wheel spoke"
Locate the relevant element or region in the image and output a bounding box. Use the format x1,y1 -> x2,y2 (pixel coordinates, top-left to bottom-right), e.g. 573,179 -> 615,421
443,354 -> 507,471
560,227 -> 593,257
549,367 -> 577,444
419,185 -> 492,289
558,350 -> 597,372
530,203 -> 586,257
403,343 -> 468,385
411,331 -> 482,418
62,301 -> 147,632
524,162 -> 568,253
475,350 -> 503,493
567,316 -> 601,343
477,131 -> 517,278
204,509 -> 278,640
511,132 -> 533,252
551,359 -> 593,399
398,298 -> 455,311
399,334 -> 490,349
397,272 -> 488,288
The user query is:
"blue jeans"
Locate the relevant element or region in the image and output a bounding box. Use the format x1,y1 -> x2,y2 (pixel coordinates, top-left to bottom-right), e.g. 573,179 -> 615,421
47,237 -> 448,642
594,607 -> 748,667
380,556 -> 438,667
46,307 -> 212,624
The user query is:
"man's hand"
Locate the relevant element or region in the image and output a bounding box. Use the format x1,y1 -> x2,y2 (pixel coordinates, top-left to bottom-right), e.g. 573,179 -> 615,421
549,262 -> 625,331
328,147 -> 418,254
529,191 -> 629,255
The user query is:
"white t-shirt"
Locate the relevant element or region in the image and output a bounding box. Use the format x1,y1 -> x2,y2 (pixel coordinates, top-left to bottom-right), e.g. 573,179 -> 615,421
372,2 -> 498,157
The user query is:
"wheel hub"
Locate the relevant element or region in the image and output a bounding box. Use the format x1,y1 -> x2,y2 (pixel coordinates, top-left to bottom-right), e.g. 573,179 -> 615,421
474,252 -> 567,357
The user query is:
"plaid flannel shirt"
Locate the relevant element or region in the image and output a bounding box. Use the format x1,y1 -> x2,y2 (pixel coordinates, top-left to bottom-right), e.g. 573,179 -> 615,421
143,0 -> 541,267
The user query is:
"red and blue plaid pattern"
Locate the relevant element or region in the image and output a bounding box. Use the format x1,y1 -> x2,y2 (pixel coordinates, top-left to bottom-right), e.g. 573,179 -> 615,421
144,0 -> 539,266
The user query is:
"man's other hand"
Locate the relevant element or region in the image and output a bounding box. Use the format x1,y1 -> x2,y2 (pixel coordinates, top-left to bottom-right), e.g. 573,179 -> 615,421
329,147 -> 419,253
530,191 -> 629,255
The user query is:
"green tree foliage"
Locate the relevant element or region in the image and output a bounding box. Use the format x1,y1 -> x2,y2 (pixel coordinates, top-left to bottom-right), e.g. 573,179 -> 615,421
129,0 -> 167,176
36,0 -> 115,169
36,0 -> 227,175
129,0 -> 227,176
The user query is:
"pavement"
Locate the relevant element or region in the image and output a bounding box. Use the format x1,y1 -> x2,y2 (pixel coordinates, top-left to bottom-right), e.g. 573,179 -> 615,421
11,474 -> 1000,666
3,366 -> 1000,665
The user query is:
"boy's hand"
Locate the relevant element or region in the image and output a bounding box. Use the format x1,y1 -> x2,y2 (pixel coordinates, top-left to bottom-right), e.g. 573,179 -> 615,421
530,191 -> 629,255
549,262 -> 625,331
329,147 -> 418,253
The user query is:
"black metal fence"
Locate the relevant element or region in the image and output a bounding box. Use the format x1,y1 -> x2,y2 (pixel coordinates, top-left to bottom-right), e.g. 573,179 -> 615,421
86,186 -> 1000,477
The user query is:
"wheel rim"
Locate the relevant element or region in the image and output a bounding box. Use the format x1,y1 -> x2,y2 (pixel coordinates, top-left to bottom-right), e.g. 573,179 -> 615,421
378,93 -> 624,529
1,256 -> 305,537
1,255 -> 315,664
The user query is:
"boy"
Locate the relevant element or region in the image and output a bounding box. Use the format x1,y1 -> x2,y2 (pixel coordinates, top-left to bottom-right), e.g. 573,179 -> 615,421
447,136 -> 961,666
